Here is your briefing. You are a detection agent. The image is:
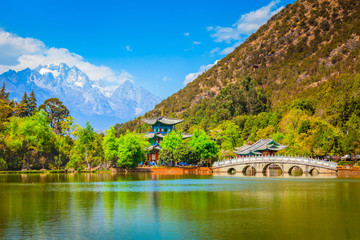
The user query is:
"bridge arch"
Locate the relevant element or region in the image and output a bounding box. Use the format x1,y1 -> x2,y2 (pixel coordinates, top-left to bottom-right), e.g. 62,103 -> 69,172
262,163 -> 283,174
227,168 -> 236,174
309,168 -> 320,175
242,165 -> 257,175
288,165 -> 304,175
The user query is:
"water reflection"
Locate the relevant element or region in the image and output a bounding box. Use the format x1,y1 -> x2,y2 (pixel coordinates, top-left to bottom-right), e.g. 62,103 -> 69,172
289,166 -> 303,176
244,166 -> 257,176
263,164 -> 282,177
0,173 -> 359,239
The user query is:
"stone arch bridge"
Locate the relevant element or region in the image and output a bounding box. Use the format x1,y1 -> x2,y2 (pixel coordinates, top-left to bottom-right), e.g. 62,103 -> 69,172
212,155 -> 337,174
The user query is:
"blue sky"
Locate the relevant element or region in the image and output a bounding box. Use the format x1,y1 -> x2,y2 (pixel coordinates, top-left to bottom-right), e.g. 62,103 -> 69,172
0,0 -> 294,99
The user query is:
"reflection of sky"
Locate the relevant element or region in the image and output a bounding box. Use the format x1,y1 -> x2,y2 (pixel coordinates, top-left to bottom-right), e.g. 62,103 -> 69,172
1,174 -> 360,239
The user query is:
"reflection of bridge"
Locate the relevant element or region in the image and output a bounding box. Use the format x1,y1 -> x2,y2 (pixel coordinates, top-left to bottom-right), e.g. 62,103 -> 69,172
212,155 -> 338,174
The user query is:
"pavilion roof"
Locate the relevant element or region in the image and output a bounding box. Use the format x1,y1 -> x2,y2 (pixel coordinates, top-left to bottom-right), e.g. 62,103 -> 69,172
182,133 -> 192,139
142,133 -> 166,139
143,132 -> 191,139
141,116 -> 183,125
149,145 -> 162,151
234,139 -> 287,155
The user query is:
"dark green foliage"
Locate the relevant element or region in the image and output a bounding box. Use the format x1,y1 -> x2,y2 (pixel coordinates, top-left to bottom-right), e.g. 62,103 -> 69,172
175,141 -> 200,164
336,95 -> 360,127
342,114 -> 360,155
298,120 -> 310,134
28,90 -> 37,115
291,99 -> 316,115
116,131 -> 149,169
0,84 -> 10,102
39,98 -> 70,134
14,92 -> 30,117
337,160 -> 354,166
159,149 -> 174,164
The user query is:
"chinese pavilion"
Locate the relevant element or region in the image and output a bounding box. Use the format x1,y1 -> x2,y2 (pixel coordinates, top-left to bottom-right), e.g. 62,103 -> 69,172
141,116 -> 191,163
234,139 -> 287,157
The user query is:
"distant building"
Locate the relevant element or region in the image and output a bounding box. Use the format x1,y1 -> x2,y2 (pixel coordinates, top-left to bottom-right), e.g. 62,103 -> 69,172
234,139 -> 287,157
141,116 -> 191,163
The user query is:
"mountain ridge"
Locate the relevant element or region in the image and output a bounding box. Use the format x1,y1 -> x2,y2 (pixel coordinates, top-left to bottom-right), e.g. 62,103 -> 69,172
0,63 -> 161,129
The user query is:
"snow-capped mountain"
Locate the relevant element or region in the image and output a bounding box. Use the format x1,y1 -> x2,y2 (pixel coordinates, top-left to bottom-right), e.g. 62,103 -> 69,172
0,63 -> 161,129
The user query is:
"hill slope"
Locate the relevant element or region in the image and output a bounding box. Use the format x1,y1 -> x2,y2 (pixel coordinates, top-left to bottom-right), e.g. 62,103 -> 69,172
126,0 -> 359,123
118,0 -> 360,157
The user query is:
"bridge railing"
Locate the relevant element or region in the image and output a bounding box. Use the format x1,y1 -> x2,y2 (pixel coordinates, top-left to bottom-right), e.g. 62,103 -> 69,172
212,154 -> 337,169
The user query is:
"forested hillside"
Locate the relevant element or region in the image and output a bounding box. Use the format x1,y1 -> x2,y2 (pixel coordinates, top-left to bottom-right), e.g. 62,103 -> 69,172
118,0 -> 360,158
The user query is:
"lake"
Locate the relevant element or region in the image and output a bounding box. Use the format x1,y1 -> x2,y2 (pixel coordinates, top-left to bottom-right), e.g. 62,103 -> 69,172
0,173 -> 360,239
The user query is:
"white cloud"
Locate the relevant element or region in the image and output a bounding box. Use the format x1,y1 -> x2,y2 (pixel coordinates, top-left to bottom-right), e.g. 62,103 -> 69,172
0,30 -> 45,65
192,41 -> 201,45
209,0 -> 283,44
125,45 -> 132,52
0,29 -> 133,84
210,47 -> 221,56
184,32 -> 190,36
184,60 -> 219,85
219,41 -> 242,55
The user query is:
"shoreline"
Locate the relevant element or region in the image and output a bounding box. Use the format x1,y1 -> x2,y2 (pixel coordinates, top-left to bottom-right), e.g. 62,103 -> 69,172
2,166 -> 360,177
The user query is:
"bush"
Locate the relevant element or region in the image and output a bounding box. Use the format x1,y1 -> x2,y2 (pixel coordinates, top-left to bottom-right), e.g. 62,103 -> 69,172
337,161 -> 354,166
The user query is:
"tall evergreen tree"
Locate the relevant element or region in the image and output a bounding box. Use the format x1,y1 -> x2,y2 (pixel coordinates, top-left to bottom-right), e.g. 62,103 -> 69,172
28,90 -> 37,116
14,92 -> 30,117
0,83 -> 9,103
0,84 -> 13,128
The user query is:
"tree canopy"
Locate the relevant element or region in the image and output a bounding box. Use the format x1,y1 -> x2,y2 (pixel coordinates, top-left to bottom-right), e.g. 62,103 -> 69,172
39,98 -> 69,134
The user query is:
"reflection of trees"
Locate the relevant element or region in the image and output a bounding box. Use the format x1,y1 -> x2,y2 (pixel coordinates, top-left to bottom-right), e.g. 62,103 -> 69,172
1,174 -> 360,239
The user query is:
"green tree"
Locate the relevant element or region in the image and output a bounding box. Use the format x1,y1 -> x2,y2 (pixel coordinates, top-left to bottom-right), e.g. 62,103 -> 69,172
28,90 -> 37,115
175,141 -> 200,165
89,133 -> 105,168
5,111 -> 56,169
159,149 -> 175,165
68,121 -> 95,169
39,98 -> 70,134
0,158 -> 7,171
160,131 -> 183,152
78,121 -> 95,168
0,83 -> 10,103
0,99 -> 13,130
102,126 -> 119,163
20,92 -> 30,117
220,121 -> 240,150
117,131 -> 149,169
13,92 -> 29,118
190,130 -> 219,163
54,134 -> 73,169
343,114 -> 360,157
54,154 -> 64,170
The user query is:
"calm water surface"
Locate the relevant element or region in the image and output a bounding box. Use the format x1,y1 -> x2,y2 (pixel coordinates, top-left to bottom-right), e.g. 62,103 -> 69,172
0,173 -> 360,239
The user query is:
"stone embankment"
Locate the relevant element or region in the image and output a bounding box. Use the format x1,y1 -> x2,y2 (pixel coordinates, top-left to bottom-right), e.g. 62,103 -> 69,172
113,167 -> 213,175
337,166 -> 360,178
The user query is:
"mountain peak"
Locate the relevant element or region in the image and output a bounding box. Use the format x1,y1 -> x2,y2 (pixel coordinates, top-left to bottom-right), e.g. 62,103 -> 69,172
0,64 -> 161,128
